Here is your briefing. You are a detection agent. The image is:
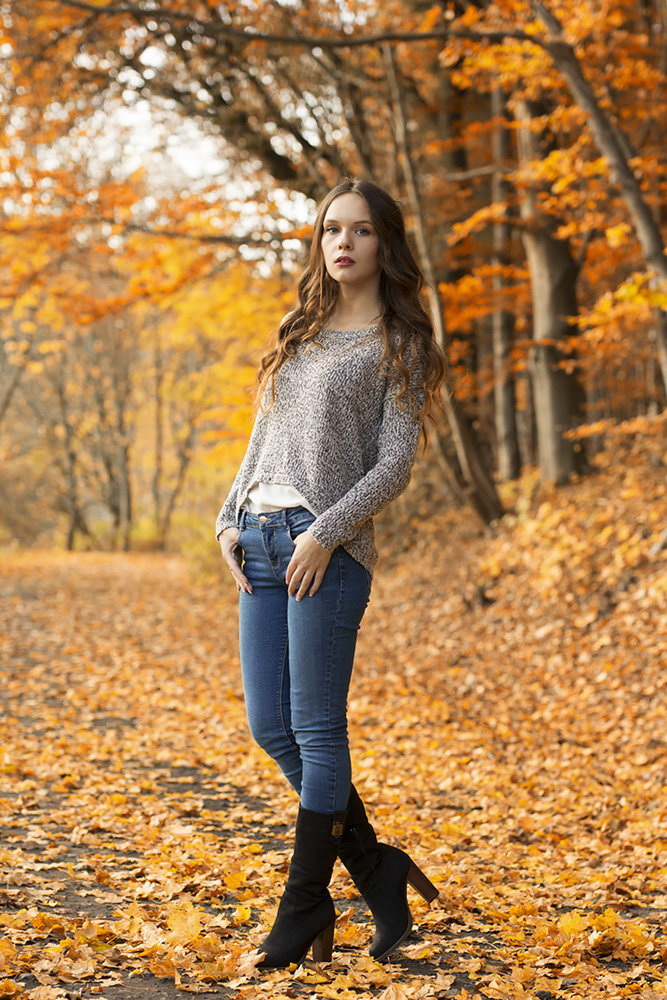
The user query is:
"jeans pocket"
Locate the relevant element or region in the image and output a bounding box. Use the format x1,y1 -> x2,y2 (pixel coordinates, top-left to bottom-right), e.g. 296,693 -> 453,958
237,524 -> 250,552
286,510 -> 316,543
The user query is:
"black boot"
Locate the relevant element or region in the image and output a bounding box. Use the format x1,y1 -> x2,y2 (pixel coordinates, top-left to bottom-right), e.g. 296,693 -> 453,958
338,785 -> 438,961
257,805 -> 347,968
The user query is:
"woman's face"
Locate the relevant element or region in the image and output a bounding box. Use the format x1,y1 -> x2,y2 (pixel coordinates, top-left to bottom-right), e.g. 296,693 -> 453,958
320,193 -> 381,290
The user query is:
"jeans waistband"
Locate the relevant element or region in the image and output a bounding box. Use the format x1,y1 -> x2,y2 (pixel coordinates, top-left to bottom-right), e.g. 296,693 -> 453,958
239,505 -> 314,529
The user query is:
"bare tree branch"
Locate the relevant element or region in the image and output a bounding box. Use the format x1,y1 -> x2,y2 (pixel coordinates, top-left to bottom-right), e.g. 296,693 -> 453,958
0,222 -> 294,246
120,222 -> 300,245
55,0 -> 541,48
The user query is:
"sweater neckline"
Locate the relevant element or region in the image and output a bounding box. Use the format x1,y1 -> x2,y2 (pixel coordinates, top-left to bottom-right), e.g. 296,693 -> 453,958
321,323 -> 381,335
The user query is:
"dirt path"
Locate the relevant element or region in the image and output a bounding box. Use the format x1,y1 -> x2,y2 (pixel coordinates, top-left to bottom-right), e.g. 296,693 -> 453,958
2,522 -> 667,998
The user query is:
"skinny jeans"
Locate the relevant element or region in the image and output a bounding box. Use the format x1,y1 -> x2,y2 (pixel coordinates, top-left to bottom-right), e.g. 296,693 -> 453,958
238,507 -> 371,813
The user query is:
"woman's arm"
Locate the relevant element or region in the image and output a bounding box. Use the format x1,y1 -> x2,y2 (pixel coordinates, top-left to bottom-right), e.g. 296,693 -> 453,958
219,526 -> 253,593
307,378 -> 423,552
215,475 -> 242,540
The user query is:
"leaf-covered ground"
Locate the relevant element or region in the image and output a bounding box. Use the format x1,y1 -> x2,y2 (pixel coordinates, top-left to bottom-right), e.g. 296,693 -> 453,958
2,426 -> 667,1000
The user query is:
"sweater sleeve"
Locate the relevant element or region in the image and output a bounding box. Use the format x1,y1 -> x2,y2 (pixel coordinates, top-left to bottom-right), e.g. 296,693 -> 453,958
215,466 -> 244,540
307,379 -> 422,552
214,410 -> 264,539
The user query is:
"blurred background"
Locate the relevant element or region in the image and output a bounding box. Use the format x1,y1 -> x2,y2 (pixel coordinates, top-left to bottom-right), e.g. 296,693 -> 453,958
2,0 -> 666,569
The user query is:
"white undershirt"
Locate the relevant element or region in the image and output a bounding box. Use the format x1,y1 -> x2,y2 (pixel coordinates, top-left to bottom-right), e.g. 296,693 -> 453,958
243,481 -> 315,514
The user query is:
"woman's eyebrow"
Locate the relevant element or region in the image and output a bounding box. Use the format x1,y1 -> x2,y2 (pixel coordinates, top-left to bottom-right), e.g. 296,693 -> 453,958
323,218 -> 374,225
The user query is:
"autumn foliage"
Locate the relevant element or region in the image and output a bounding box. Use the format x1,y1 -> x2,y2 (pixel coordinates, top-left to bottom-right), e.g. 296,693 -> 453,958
2,0 -> 667,543
2,425 -> 667,997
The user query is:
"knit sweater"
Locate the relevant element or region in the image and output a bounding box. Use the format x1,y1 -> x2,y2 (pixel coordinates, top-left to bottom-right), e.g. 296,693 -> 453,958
215,326 -> 422,574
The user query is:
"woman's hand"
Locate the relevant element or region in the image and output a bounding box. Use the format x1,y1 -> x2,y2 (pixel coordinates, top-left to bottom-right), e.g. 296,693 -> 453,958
286,529 -> 331,600
220,527 -> 252,594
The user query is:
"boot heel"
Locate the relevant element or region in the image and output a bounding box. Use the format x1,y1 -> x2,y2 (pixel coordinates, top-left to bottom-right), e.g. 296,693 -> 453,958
407,860 -> 439,903
311,921 -> 334,962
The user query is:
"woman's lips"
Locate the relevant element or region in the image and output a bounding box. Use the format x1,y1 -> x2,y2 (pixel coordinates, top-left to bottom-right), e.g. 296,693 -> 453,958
335,257 -> 355,266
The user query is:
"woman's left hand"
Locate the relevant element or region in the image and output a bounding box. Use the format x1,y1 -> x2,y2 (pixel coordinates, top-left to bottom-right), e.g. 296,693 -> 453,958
286,529 -> 331,600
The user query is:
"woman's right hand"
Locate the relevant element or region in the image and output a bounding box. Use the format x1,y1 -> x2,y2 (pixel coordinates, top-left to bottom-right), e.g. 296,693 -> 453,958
219,527 -> 253,594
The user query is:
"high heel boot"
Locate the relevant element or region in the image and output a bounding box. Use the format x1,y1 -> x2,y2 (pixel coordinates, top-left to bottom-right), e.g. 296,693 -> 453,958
257,805 -> 347,968
338,785 -> 438,961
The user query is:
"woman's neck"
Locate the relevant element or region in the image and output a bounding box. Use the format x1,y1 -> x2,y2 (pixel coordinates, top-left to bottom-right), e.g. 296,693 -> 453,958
327,291 -> 381,332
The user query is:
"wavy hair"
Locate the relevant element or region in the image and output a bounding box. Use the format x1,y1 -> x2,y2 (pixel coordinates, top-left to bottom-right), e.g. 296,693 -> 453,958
256,179 -> 447,435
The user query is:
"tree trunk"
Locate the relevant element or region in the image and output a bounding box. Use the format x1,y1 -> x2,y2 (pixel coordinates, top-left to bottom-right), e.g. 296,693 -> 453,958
57,375 -> 82,551
0,359 -> 27,430
117,441 -> 132,552
521,229 -> 584,481
159,423 -> 196,543
383,43 -> 505,523
491,86 -> 520,481
515,101 -> 586,483
152,325 -> 164,544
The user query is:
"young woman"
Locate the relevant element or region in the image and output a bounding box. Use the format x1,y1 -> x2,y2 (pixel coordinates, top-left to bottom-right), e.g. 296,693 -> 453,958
216,179 -> 446,968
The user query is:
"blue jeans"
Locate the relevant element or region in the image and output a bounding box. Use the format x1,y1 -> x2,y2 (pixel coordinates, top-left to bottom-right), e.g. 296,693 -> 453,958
238,507 -> 371,813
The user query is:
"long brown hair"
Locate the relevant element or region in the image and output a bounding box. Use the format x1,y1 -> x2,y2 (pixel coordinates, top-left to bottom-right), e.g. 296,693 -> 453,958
257,179 -> 447,433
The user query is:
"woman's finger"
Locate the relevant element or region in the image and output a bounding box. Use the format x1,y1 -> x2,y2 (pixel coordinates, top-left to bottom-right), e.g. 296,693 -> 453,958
294,568 -> 314,601
286,530 -> 330,598
308,567 -> 326,597
286,561 -> 306,597
220,533 -> 252,594
229,561 -> 252,592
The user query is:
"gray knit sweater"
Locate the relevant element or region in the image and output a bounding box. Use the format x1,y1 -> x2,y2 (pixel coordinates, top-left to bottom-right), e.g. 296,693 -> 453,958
215,326 -> 422,574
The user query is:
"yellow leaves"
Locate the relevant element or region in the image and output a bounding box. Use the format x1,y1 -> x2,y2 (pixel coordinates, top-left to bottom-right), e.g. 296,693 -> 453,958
314,985 -> 361,999
166,902 -> 203,943
448,203 -> 508,246
478,972 -> 560,1000
480,978 -> 523,999
294,965 -> 330,984
32,948 -> 97,983
224,869 -> 247,891
604,223 -> 632,248
5,415 -> 667,1000
0,937 -> 18,971
27,991 -> 71,1000
148,955 -> 177,978
558,909 -> 589,937
334,908 -> 371,948
400,941 -> 438,960
555,908 -> 656,961
0,981 -> 23,997
378,984 -> 412,1000
418,5 -> 443,31
480,554 -> 502,580
37,340 -> 66,355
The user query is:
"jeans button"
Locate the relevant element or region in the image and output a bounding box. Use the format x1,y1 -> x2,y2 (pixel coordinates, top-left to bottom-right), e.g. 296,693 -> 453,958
258,515 -> 269,524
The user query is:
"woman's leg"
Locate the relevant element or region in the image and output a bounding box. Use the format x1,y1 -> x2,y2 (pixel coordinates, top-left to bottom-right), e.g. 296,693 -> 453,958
339,785 -> 440,961
239,508 -> 371,809
237,508 -> 371,967
286,545 -> 371,813
238,514 -> 303,794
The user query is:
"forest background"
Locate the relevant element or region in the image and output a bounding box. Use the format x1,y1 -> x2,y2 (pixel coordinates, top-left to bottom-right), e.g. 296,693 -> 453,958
3,0 -> 667,558
3,3 -> 667,1000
